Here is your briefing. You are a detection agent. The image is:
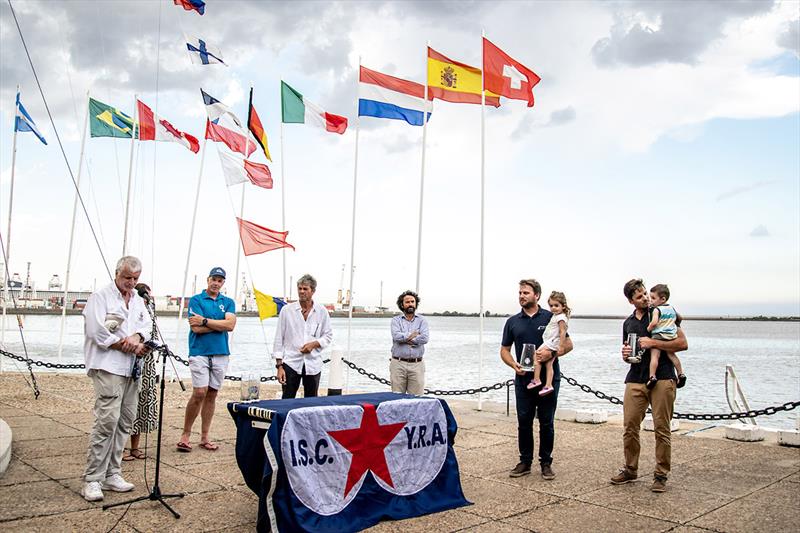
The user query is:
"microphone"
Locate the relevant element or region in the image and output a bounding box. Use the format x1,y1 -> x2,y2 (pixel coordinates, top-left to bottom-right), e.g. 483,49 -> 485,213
137,285 -> 151,303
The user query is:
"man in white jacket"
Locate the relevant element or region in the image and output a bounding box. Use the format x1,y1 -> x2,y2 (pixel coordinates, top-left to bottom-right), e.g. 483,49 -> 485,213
81,256 -> 150,502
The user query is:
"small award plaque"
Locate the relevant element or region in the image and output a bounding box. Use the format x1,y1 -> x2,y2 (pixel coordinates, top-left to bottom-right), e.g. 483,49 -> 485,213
519,343 -> 536,372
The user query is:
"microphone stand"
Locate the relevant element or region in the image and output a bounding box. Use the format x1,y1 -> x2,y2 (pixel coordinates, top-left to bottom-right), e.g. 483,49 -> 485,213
103,296 -> 184,518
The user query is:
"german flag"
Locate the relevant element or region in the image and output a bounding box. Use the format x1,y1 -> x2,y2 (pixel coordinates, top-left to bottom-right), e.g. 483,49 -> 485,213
427,47 -> 500,107
247,88 -> 272,161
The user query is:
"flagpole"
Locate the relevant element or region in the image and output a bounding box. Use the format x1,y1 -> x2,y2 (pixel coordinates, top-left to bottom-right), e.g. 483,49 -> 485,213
1,85 -> 20,371
415,42 -> 431,294
340,57 -> 362,397
175,135 -> 208,348
122,94 -> 138,256
478,30 -> 487,411
279,117 -> 287,300
57,91 -> 90,366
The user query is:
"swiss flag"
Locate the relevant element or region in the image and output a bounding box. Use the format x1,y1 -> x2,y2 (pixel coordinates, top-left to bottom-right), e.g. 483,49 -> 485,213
482,38 -> 541,108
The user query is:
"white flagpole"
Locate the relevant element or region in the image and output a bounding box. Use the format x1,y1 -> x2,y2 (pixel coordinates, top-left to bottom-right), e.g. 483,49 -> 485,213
174,135 -> 208,348
233,183 -> 245,305
340,57 -> 362,397
122,94 -> 138,255
478,30 -> 487,410
280,117 -> 287,301
1,85 -> 20,370
56,91 -> 90,366
415,42 -> 431,294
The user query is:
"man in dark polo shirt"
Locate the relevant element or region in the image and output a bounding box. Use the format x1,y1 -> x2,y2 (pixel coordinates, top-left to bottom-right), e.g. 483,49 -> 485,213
611,278 -> 688,493
500,279 -> 573,480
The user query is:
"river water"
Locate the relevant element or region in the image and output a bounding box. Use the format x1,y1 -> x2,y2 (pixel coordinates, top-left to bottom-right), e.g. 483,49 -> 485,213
3,315 -> 799,429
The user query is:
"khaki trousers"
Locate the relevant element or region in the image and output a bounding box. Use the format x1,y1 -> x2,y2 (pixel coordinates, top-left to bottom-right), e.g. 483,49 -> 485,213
622,380 -> 676,478
83,369 -> 140,482
389,358 -> 425,395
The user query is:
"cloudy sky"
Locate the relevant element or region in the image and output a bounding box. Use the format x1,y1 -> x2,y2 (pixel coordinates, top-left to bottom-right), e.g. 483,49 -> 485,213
0,0 -> 798,316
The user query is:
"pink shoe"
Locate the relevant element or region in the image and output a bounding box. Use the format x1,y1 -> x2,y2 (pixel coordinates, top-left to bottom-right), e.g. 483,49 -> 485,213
527,379 -> 542,390
539,386 -> 554,396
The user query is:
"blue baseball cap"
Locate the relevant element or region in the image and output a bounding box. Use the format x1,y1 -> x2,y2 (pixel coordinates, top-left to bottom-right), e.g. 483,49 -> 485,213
209,267 -> 226,279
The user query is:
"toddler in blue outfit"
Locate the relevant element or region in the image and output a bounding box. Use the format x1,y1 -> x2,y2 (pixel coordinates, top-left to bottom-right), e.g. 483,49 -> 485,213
646,284 -> 686,389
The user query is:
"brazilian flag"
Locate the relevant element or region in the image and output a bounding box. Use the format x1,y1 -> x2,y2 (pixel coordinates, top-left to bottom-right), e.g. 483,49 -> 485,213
89,98 -> 138,138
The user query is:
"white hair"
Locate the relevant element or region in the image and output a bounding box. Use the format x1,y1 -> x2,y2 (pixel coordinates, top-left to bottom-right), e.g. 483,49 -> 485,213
115,256 -> 142,275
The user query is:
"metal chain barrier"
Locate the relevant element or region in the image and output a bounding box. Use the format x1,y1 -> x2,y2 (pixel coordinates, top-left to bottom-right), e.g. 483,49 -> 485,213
4,349 -> 799,420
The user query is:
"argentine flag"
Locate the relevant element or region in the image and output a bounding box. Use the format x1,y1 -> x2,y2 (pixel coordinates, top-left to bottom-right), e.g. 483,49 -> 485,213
358,66 -> 432,126
14,92 -> 47,145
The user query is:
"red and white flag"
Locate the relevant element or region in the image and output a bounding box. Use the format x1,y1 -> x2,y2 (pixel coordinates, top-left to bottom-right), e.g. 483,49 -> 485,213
237,217 -> 295,256
482,38 -> 541,108
218,151 -> 273,189
136,100 -> 199,152
205,119 -> 256,157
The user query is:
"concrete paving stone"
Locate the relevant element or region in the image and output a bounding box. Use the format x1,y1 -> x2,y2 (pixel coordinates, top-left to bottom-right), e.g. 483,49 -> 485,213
456,441 -> 520,477
52,412 -> 95,432
670,433 -> 742,465
784,471 -> 800,483
578,484 -> 732,524
0,508 -> 139,533
687,497 -> 800,533
668,463 -> 776,498
454,427 -> 516,450
452,412 -> 511,430
366,508 -> 488,532
0,404 -> 34,418
209,523 -> 260,533
0,479 -> 92,521
501,498 -> 677,533
666,527 -> 718,533
487,460 -> 617,499
461,418 -> 519,438
181,458 -> 249,489
741,480 -> 800,509
12,434 -> 87,459
459,474 -> 561,520
0,457 -> 48,486
10,419 -> 84,441
4,394 -> 94,416
115,488 -> 258,533
3,414 -> 41,428
459,519 -> 533,532
22,452 -> 88,480
698,442 -> 800,478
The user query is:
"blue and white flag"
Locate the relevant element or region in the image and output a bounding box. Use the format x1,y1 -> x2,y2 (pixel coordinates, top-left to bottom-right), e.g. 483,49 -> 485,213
14,92 -> 47,145
358,66 -> 431,126
185,34 -> 226,66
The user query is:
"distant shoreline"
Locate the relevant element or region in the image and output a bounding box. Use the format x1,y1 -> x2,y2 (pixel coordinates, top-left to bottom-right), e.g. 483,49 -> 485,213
3,307 -> 798,322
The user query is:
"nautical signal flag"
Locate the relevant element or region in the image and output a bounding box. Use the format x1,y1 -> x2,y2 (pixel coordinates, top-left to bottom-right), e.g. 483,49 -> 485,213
185,34 -> 225,65
482,38 -> 541,108
136,100 -> 199,153
281,81 -> 348,134
358,66 -> 431,126
427,47 -> 500,107
247,88 -> 272,161
205,120 -> 256,157
173,0 -> 204,15
218,150 -> 273,189
253,288 -> 286,320
237,217 -> 295,256
89,97 -> 136,138
14,92 -> 47,145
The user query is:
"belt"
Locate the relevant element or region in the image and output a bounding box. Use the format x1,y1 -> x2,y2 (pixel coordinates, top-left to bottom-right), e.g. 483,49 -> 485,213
392,356 -> 423,363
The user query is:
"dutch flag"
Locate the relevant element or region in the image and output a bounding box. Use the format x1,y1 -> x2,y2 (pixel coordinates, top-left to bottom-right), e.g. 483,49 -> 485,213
358,66 -> 432,127
14,92 -> 47,145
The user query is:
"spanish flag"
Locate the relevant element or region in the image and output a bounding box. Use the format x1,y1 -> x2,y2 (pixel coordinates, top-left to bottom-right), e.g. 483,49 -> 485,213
254,288 -> 286,320
248,88 -> 272,161
427,47 -> 500,107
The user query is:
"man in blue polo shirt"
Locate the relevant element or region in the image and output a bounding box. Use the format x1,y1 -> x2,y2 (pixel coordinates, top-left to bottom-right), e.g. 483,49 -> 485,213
176,267 -> 236,452
500,279 -> 573,480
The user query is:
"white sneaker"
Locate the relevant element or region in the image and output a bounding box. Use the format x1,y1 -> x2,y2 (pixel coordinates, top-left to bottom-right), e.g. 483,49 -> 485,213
101,473 -> 135,492
82,481 -> 104,501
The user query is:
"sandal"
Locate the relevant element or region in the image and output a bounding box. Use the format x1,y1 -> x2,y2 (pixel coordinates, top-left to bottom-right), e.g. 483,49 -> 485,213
646,376 -> 658,390
130,448 -> 146,460
122,448 -> 135,461
199,441 -> 219,451
176,441 -> 192,453
677,374 -> 687,389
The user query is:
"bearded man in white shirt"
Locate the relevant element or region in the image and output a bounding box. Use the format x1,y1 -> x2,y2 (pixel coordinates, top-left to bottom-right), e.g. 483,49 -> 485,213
80,256 -> 150,502
274,274 -> 333,399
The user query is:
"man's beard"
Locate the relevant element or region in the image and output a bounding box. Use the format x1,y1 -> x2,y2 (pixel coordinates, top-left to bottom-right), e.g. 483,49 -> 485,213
405,306 -> 416,314
521,300 -> 535,309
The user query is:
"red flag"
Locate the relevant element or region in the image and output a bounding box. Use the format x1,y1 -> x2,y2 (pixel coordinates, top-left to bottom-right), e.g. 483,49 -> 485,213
136,100 -> 199,153
237,218 -> 294,256
243,160 -> 273,189
205,120 -> 256,156
482,38 -> 541,107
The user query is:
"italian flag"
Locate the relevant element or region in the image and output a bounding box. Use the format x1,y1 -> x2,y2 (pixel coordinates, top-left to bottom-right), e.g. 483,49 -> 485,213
281,81 -> 348,134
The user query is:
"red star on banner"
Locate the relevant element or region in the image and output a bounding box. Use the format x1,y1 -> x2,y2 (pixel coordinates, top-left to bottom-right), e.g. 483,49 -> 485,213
327,403 -> 406,498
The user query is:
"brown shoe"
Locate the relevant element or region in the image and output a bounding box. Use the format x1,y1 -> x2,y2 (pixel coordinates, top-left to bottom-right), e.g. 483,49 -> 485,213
541,464 -> 555,480
509,462 -> 531,478
610,468 -> 638,484
651,476 -> 667,492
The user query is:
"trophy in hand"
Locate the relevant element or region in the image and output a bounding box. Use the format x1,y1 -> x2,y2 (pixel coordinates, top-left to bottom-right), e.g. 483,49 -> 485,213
520,343 -> 536,372
627,333 -> 641,364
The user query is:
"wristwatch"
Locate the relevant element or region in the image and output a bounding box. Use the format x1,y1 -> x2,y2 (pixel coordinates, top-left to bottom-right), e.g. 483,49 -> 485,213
202,318 -> 208,327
